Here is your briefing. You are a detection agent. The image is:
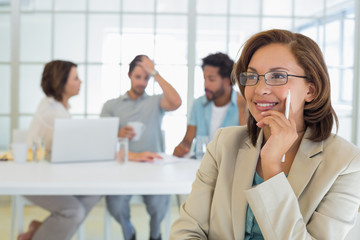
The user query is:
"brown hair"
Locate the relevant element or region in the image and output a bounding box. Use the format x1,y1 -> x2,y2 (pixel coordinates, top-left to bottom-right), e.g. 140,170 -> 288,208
129,55 -> 147,74
232,29 -> 338,146
201,52 -> 235,85
41,60 -> 77,102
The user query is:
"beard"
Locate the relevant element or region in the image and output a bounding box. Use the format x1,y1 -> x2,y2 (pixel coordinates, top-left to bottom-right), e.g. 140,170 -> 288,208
131,86 -> 145,96
205,85 -> 225,101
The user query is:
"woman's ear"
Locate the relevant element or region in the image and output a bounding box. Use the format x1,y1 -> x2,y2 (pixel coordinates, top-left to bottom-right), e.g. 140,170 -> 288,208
305,82 -> 316,102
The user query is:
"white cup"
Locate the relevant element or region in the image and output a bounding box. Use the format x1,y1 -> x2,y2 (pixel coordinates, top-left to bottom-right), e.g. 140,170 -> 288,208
128,121 -> 145,141
11,143 -> 28,163
116,137 -> 128,164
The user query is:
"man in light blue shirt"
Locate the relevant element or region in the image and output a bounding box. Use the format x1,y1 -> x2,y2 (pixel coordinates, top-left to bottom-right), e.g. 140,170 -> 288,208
173,52 -> 248,157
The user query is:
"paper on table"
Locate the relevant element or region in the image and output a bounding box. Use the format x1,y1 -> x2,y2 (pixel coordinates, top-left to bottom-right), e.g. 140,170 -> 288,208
152,153 -> 194,164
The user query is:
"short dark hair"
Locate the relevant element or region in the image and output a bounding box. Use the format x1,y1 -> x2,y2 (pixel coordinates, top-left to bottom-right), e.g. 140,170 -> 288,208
232,29 -> 338,146
201,52 -> 234,85
129,55 -> 148,74
41,60 -> 77,102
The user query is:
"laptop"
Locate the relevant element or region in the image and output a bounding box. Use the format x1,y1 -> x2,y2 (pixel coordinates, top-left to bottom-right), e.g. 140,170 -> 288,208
50,117 -> 119,163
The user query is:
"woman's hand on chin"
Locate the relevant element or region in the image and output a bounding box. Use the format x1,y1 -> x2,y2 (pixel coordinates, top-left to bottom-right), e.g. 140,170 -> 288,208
257,109 -> 297,180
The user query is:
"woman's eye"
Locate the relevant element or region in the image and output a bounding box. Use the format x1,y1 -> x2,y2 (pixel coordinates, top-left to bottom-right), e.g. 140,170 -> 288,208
248,75 -> 258,80
272,73 -> 286,79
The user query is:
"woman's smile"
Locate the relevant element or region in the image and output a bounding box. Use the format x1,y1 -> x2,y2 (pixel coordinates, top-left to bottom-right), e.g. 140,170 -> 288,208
254,100 -> 278,112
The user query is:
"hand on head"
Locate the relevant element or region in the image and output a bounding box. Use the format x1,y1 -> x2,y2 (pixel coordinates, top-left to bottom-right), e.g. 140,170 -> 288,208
137,56 -> 155,76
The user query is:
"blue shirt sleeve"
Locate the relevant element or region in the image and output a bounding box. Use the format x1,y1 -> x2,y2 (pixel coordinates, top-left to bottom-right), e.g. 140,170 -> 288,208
188,98 -> 199,126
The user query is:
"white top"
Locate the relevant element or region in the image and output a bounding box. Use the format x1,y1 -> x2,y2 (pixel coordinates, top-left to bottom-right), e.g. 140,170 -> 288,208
27,96 -> 70,152
209,101 -> 231,140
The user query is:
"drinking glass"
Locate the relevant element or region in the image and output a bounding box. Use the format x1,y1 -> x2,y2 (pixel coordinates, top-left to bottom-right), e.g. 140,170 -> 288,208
195,136 -> 209,160
32,136 -> 45,162
116,137 -> 128,164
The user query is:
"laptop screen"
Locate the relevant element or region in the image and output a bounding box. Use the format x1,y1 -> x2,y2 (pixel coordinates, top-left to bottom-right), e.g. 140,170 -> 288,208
51,117 -> 119,163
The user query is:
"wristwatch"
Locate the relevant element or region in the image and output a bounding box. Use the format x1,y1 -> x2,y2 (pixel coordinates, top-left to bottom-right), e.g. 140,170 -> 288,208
150,69 -> 158,77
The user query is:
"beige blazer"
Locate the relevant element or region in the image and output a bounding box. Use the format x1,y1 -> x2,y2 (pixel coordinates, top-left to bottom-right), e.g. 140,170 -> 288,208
170,126 -> 360,240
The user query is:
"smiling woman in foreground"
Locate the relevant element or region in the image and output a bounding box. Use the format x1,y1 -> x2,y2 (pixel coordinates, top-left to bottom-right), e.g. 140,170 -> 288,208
169,29 -> 360,240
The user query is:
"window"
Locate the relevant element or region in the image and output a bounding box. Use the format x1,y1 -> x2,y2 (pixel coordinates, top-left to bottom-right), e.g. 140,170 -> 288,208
0,7 -> 11,149
4,0 -> 359,152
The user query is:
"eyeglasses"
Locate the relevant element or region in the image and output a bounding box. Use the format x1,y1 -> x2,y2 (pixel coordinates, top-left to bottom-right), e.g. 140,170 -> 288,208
239,71 -> 307,86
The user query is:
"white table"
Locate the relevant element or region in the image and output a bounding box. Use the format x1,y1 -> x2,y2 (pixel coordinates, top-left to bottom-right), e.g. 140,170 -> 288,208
0,156 -> 201,239
0,158 -> 200,195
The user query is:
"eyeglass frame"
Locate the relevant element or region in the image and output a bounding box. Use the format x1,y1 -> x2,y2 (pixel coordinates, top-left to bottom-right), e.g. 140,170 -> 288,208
239,71 -> 307,86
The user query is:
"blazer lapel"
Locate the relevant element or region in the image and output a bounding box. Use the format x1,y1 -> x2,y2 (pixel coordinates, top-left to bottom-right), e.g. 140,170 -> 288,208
231,128 -> 323,238
232,131 -> 263,240
287,128 -> 324,198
